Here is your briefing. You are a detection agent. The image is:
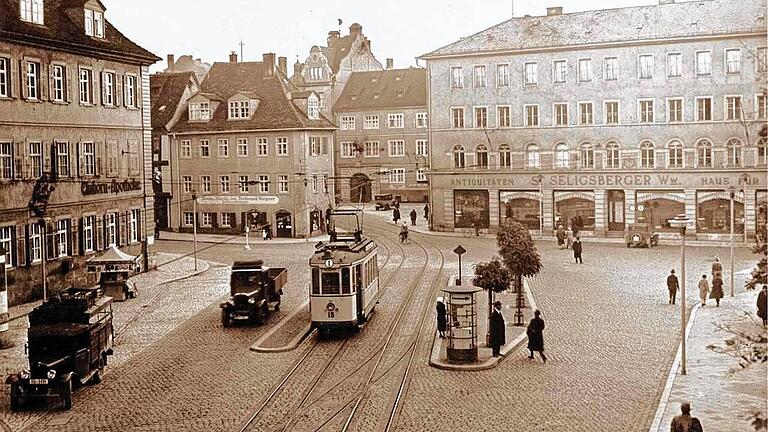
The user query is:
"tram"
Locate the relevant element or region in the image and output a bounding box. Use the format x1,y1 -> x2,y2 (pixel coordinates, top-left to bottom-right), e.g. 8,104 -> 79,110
309,209 -> 380,333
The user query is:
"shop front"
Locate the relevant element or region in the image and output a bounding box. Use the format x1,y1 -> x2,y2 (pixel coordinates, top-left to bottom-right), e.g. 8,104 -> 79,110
500,191 -> 541,230
554,191 -> 595,233
696,191 -> 745,235
454,190 -> 490,229
635,191 -> 686,233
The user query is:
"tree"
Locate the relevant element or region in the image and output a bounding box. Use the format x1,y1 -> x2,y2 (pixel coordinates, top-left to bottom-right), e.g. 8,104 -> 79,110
473,258 -> 512,342
496,219 -> 542,292
745,220 -> 767,291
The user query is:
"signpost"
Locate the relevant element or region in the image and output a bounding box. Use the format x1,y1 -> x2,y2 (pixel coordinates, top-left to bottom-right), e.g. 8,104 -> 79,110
453,245 -> 466,286
669,214 -> 691,375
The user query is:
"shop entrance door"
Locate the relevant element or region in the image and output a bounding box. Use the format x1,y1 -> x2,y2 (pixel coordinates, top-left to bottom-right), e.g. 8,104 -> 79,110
607,190 -> 625,232
275,212 -> 292,238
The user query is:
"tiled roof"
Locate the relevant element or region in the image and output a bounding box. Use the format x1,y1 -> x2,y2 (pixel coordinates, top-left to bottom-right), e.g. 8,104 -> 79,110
334,68 -> 427,112
327,35 -> 355,74
421,0 -> 767,58
171,61 -> 335,133
0,0 -> 160,65
150,72 -> 196,130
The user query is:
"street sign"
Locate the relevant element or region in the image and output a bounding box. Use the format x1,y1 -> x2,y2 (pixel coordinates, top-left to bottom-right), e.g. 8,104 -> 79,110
453,245 -> 466,256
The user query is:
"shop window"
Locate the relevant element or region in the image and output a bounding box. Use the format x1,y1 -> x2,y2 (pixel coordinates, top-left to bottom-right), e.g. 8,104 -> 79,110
636,193 -> 685,232
554,143 -> 569,168
696,192 -> 745,234
453,145 -> 465,168
500,191 -> 541,230
726,138 -> 742,167
476,145 -> 488,168
640,141 -> 655,168
606,141 -> 620,169
668,140 -> 683,168
454,190 -> 489,229
579,142 -> 594,169
696,139 -> 712,167
526,144 -> 540,168
758,138 -> 767,166
555,193 -> 595,232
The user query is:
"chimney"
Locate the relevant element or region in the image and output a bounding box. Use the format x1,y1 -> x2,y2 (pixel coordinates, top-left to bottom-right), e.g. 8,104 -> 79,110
293,61 -> 302,77
229,51 -> 238,63
349,23 -> 362,37
278,57 -> 287,75
262,53 -> 276,78
386,58 -> 394,69
546,6 -> 563,16
327,30 -> 340,47
166,54 -> 175,70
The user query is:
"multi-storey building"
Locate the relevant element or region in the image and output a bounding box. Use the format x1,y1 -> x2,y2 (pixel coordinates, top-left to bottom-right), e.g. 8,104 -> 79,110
420,0 -> 767,240
150,71 -> 199,230
0,0 -> 159,305
162,53 -> 210,82
334,67 -> 429,203
168,53 -> 336,238
291,23 -> 383,117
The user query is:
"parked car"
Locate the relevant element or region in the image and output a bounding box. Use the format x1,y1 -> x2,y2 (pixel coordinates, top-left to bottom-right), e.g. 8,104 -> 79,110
625,223 -> 660,248
221,260 -> 287,326
6,287 -> 114,411
374,194 -> 397,211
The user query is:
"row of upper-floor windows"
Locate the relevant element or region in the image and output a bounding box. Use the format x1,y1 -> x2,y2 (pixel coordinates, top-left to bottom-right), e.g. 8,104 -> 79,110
0,57 -> 139,108
448,94 -> 766,128
448,47 -> 767,89
449,137 -> 767,170
339,139 -> 429,158
19,0 -> 105,39
377,167 -> 428,184
0,140 -> 140,180
338,112 -> 428,130
180,172 -> 331,195
178,136 -> 331,159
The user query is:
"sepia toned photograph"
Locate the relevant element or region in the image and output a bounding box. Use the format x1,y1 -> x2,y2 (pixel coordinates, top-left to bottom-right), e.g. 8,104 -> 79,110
0,0 -> 766,430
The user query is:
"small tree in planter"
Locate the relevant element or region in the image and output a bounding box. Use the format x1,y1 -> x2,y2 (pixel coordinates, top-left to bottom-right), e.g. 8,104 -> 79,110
472,258 -> 512,344
745,222 -> 767,291
496,219 -> 542,324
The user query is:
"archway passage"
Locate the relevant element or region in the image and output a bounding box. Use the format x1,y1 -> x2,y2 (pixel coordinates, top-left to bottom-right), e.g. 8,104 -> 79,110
349,173 -> 372,203
275,211 -> 292,238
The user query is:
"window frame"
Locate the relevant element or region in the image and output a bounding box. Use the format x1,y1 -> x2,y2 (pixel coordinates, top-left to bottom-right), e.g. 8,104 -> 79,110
26,60 -> 40,100
526,143 -> 540,168
450,66 -> 464,89
496,63 -> 510,87
219,175 -> 230,193
638,54 -> 654,79
0,57 -> 9,98
388,140 -> 405,157
695,50 -> 712,76
666,97 -> 684,123
553,59 -> 567,84
278,175 -> 289,194
604,100 -> 620,124
553,102 -> 568,126
666,52 -> 682,78
340,141 -> 355,158
667,139 -> 684,168
276,137 -> 288,156
497,105 -> 511,128
639,140 -> 655,168
696,139 -> 713,168
695,96 -> 713,122
387,113 -> 404,129
217,139 -> 229,157
554,143 -> 569,168
724,48 -> 741,74
363,115 -> 379,129
577,58 -> 592,82
79,67 -> 93,105
578,101 -> 593,125
364,141 -> 380,158
605,141 -> 620,169
451,107 -> 465,129
724,95 -> 742,121
638,99 -> 655,123
51,64 -> 65,102
473,106 -> 488,128
603,56 -> 619,81
524,104 -> 539,127
340,115 -> 356,130
473,64 -> 487,88
523,61 -> 538,86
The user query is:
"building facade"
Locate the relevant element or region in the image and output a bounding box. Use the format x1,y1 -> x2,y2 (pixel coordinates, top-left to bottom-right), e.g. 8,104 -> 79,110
0,0 -> 159,305
168,54 -> 336,238
334,67 -> 429,203
420,0 -> 767,240
291,23 -> 383,117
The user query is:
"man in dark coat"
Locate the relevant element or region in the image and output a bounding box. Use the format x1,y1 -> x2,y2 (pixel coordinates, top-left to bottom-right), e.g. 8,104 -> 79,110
392,207 -> 400,224
670,402 -> 703,432
758,285 -> 768,327
423,204 -> 429,220
572,236 -> 583,263
667,269 -> 680,305
436,297 -> 447,338
527,309 -> 546,362
489,301 -> 505,357
409,209 -> 417,226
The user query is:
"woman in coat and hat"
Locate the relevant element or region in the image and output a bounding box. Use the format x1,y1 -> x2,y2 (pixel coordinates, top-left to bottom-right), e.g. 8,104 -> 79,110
436,297 -> 447,338
527,310 -> 547,362
489,301 -> 505,357
710,275 -> 724,307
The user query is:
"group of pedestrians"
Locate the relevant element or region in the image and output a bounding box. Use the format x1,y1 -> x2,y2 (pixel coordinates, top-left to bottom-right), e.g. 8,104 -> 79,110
555,224 -> 584,263
665,257 -> 726,307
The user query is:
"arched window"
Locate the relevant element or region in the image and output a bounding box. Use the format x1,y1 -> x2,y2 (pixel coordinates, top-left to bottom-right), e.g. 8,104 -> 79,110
696,139 -> 712,167
605,141 -> 620,169
726,138 -> 742,166
554,143 -> 569,168
579,142 -> 594,169
668,140 -> 683,168
498,144 -> 511,168
476,144 -> 489,168
526,143 -> 540,168
758,137 -> 767,166
640,140 -> 655,168
453,145 -> 465,168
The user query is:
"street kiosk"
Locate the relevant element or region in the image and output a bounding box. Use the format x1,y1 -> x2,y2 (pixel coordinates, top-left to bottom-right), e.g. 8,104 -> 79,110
442,283 -> 482,362
86,246 -> 140,302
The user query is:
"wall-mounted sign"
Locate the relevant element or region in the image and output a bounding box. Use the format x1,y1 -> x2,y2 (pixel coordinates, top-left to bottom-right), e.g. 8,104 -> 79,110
81,179 -> 141,196
196,196 -> 280,205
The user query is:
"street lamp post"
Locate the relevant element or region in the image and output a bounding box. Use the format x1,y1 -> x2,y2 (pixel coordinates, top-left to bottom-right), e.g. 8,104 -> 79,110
244,225 -> 251,251
728,186 -> 736,297
669,214 -> 691,375
533,174 -> 545,237
192,193 -> 198,271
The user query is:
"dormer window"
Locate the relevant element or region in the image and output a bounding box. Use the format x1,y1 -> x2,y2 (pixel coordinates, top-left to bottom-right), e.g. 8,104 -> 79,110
20,0 -> 44,25
228,101 -> 250,119
307,97 -> 319,120
189,102 -> 210,121
85,8 -> 104,38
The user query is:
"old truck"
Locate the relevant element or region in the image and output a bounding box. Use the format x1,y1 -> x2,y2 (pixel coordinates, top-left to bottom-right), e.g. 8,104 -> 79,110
6,287 -> 114,410
625,223 -> 660,248
220,260 -> 287,326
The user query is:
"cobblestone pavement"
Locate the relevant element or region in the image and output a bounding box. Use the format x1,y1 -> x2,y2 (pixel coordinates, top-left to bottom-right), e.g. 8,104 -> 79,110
656,290 -> 767,432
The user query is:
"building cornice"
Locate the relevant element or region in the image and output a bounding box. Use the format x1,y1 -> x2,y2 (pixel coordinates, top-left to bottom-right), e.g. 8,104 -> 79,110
171,127 -> 337,137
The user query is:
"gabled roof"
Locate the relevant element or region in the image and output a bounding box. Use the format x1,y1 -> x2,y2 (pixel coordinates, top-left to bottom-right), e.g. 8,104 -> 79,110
421,0 -> 766,59
334,68 -> 427,112
327,35 -> 355,74
150,72 -> 197,130
0,0 -> 160,65
171,61 -> 335,133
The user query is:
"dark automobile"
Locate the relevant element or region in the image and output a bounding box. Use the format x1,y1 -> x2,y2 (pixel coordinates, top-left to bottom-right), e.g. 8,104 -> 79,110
373,194 -> 397,211
221,260 -> 287,326
6,287 -> 114,411
625,223 -> 660,248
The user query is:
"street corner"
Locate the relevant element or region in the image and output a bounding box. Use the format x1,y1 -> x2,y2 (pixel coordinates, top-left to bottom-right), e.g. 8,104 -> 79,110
251,300 -> 312,352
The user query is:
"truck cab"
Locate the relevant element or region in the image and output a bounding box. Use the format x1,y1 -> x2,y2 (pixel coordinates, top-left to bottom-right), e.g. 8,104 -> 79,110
220,260 -> 287,326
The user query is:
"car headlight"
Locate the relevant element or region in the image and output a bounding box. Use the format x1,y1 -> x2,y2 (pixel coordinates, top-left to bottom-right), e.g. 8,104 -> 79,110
633,234 -> 641,242
326,302 -> 336,312
47,370 -> 56,380
20,371 -> 30,379
248,298 -> 256,304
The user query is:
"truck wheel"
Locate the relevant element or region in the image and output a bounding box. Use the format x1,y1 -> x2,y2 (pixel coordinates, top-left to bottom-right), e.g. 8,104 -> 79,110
61,380 -> 73,410
221,310 -> 231,327
10,383 -> 21,411
626,243 -> 631,248
91,370 -> 102,385
253,304 -> 268,325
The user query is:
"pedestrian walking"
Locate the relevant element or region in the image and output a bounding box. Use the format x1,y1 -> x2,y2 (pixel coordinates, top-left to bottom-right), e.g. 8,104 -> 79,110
572,236 -> 583,263
670,402 -> 703,432
710,275 -> 724,307
262,225 -> 269,241
711,257 -> 723,280
399,221 -> 409,243
436,297 -> 447,338
698,275 -> 709,306
667,269 -> 679,305
757,285 -> 767,327
423,203 -> 429,220
566,227 -> 574,250
392,207 -> 400,224
556,225 -> 566,249
409,209 -> 417,226
489,301 -> 505,357
526,310 -> 547,362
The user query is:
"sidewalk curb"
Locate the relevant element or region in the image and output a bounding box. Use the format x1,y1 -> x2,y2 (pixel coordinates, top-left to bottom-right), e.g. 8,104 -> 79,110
428,279 -> 538,371
250,300 -> 313,353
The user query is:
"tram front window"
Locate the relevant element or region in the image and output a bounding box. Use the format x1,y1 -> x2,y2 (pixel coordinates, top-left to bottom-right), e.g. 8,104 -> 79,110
321,271 -> 341,295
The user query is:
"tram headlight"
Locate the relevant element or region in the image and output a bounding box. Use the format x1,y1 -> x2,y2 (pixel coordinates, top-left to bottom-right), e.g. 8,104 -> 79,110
326,302 -> 336,312
47,370 -> 57,380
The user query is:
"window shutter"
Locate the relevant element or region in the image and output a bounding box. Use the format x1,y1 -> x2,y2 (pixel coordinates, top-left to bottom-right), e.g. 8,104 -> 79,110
91,69 -> 98,104
78,218 -> 84,256
100,71 -> 106,105
38,62 -> 47,101
135,75 -> 142,108
122,74 -> 127,106
46,222 -> 55,261
67,142 -> 75,178
66,218 -> 73,256
65,65 -> 72,102
96,216 -> 104,251
23,224 -> 30,267
48,63 -> 55,101
12,141 -> 21,179
10,225 -> 17,268
76,142 -> 83,177
115,213 -> 122,246
137,210 -> 143,240
95,141 -> 104,176
49,142 -> 57,177
211,213 -> 218,228
9,59 -> 18,98
101,216 -> 107,250
115,74 -> 122,107
20,60 -> 28,99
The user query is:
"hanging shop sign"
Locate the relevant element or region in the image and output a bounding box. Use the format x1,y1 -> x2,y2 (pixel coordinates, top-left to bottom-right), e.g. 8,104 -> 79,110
195,196 -> 280,205
81,179 -> 142,196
